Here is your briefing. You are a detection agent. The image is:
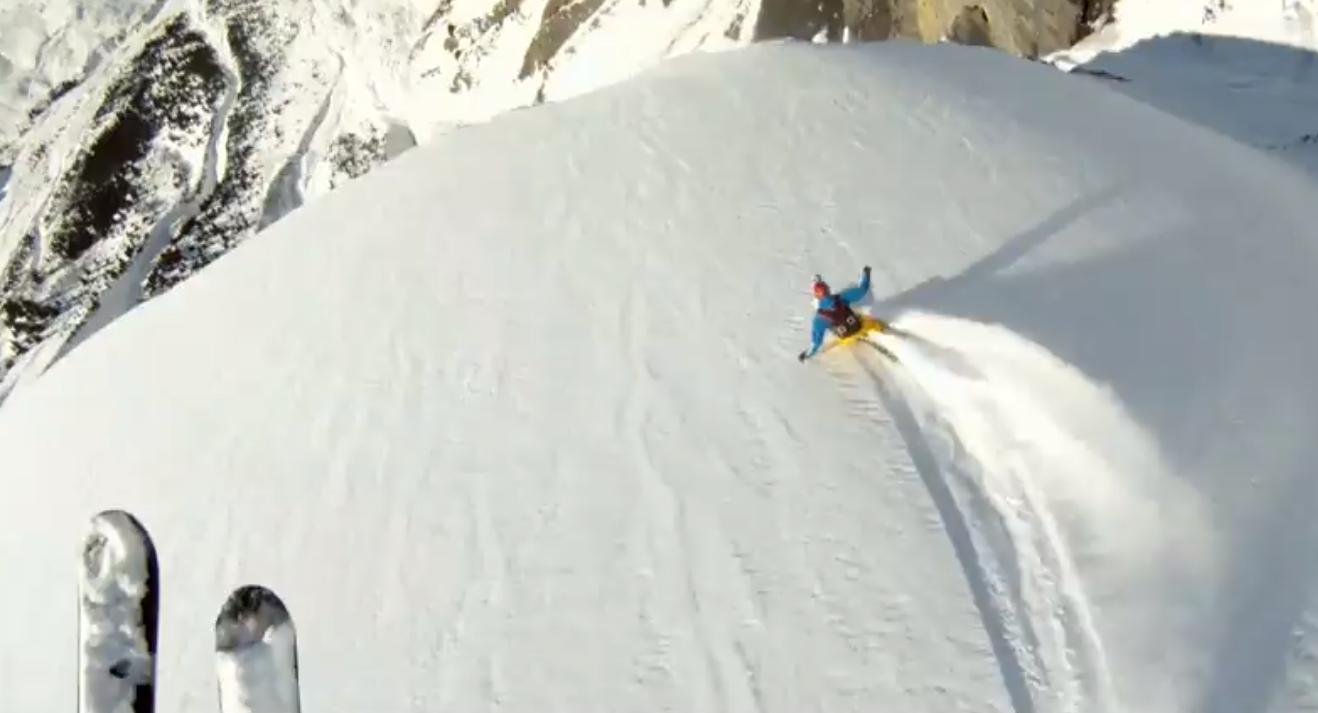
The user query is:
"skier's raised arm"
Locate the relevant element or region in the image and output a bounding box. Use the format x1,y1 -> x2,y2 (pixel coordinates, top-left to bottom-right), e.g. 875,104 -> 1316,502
836,266 -> 872,304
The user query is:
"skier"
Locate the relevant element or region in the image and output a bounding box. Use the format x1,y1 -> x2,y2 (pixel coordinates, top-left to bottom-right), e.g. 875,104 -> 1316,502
797,266 -> 884,362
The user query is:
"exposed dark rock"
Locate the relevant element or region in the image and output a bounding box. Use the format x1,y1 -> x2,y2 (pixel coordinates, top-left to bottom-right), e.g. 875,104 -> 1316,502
329,133 -> 387,186
755,0 -> 846,42
51,112 -> 152,262
748,0 -> 1100,58
513,0 -> 1100,65
1,297 -> 60,355
0,232 -> 35,295
840,0 -> 897,40
948,5 -> 992,47
146,3 -> 294,298
48,17 -> 223,262
25,79 -> 80,124
725,14 -> 742,40
0,14 -> 224,367
442,1 -> 523,91
521,0 -> 610,78
1080,0 -> 1115,30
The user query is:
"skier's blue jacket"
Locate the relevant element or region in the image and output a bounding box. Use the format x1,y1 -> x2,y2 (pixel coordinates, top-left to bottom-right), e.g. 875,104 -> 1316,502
804,269 -> 871,358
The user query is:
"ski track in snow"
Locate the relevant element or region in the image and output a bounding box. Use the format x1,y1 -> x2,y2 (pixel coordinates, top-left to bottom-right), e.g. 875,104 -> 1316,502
2,40 -> 1315,713
835,321 -> 1119,713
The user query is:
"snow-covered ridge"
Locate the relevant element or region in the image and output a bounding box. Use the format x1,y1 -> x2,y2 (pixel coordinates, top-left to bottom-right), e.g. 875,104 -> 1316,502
1051,0 -> 1318,180
1073,32 -> 1318,179
4,0 -> 1315,402
1054,0 -> 1318,67
0,0 -> 761,398
1,41 -> 1314,713
0,0 -> 1110,401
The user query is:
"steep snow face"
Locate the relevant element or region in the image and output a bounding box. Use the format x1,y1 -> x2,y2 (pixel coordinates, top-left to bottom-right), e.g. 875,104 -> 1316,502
0,0 -> 1115,400
1,42 -> 1317,713
1045,2 -> 1318,232
1059,33 -> 1318,182
1047,0 -> 1318,186
1052,0 -> 1318,66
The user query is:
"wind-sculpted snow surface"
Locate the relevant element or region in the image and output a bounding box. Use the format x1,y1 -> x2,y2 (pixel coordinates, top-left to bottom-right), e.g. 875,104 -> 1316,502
0,43 -> 1315,713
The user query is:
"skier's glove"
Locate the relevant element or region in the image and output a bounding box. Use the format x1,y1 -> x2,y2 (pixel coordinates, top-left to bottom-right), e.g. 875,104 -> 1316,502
797,351 -> 808,363
863,265 -> 871,276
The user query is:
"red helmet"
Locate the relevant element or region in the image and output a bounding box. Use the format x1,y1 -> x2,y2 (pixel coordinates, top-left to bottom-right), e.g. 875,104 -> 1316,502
812,276 -> 830,299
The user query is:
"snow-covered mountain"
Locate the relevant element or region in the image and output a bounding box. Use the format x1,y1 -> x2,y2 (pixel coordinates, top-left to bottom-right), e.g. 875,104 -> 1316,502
1060,0 -> 1318,178
1046,0 -> 1318,185
1056,0 -> 1318,65
2,39 -> 1316,713
0,0 -> 1112,401
1072,32 -> 1318,180
4,0 -> 1315,402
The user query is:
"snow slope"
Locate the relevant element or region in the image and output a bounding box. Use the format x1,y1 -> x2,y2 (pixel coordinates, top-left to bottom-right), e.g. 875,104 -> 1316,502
1063,33 -> 1318,182
1053,0 -> 1318,67
1049,0 -> 1318,180
0,0 -> 760,401
1,41 -> 1317,713
8,0 -> 1308,407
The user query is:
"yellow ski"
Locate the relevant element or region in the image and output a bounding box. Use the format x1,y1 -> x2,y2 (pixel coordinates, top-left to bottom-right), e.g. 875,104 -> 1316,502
819,316 -> 891,356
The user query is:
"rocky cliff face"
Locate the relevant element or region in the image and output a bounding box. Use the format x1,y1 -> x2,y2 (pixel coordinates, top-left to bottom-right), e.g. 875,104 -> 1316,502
755,0 -> 1112,55
0,0 -> 1108,398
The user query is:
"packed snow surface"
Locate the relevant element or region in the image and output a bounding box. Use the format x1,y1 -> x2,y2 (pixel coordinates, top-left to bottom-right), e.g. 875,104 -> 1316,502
2,42 -> 1317,713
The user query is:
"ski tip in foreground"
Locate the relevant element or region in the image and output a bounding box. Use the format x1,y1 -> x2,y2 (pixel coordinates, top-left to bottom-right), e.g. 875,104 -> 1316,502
79,510 -> 159,713
83,510 -> 157,582
88,509 -> 152,536
216,586 -> 293,653
80,508 -> 159,621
